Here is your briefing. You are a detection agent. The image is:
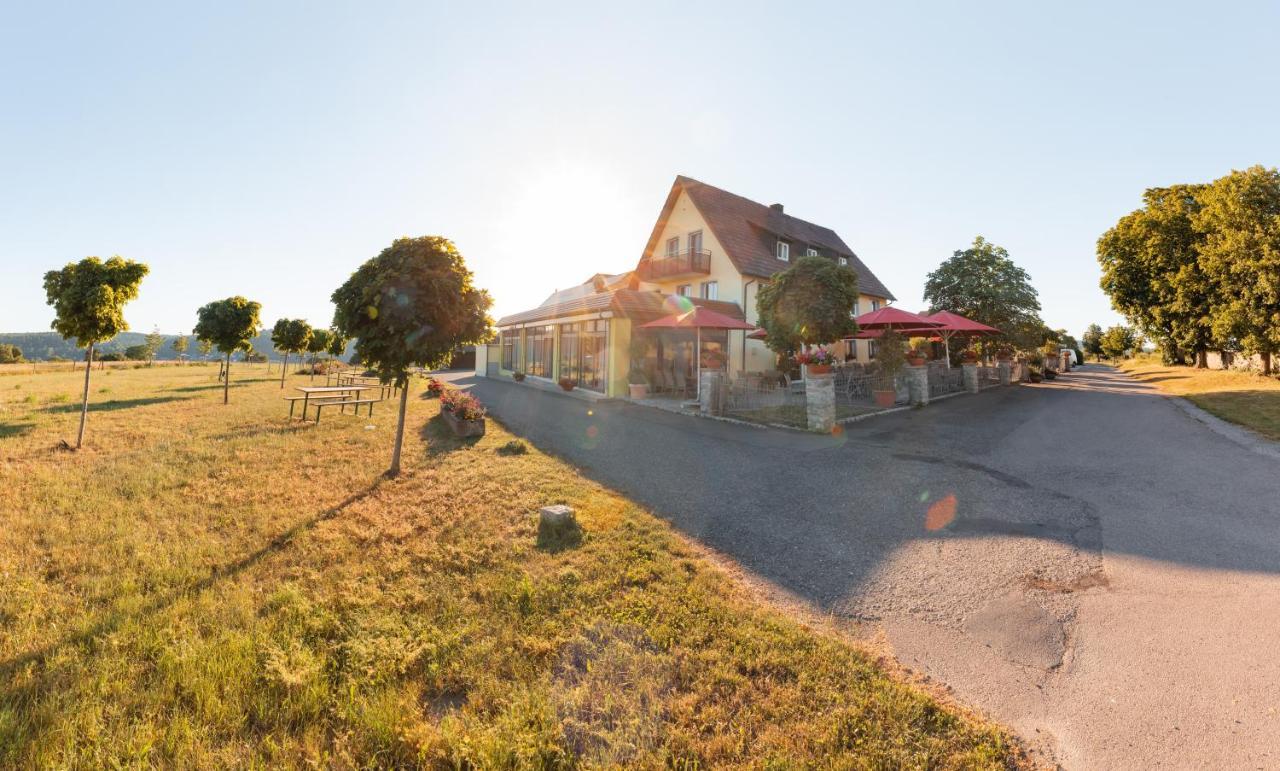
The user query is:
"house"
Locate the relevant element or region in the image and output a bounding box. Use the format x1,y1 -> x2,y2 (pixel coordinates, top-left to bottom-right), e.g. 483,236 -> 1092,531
487,175 -> 895,398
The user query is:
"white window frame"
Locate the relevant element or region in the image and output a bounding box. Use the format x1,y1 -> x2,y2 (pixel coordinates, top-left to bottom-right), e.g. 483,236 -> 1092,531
852,300 -> 860,317
665,236 -> 679,257
806,247 -> 818,257
676,284 -> 691,297
688,230 -> 703,253
871,299 -> 881,311
838,256 -> 848,266
699,281 -> 718,300
777,241 -> 790,262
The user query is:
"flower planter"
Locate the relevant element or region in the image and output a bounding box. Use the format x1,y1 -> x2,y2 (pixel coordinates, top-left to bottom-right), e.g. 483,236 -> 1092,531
441,408 -> 486,438
558,378 -> 576,392
806,364 -> 832,376
512,372 -> 526,382
628,383 -> 648,399
873,389 -> 897,408
906,356 -> 926,367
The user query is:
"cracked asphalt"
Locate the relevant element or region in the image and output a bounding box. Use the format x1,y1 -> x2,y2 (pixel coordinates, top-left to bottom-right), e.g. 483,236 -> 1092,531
452,365 -> 1280,768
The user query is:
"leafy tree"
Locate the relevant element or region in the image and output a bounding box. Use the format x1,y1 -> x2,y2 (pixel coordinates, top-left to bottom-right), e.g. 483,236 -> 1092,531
305,328 -> 331,381
124,344 -> 150,360
1193,166 -> 1280,375
42,255 -> 149,448
1099,325 -> 1136,360
332,236 -> 492,477
197,338 -> 213,358
1082,324 -> 1104,361
271,318 -> 313,388
1097,185 -> 1213,366
326,329 -> 348,362
0,343 -> 23,364
171,334 -> 189,363
924,237 -> 1044,354
195,297 -> 262,404
755,255 -> 859,356
143,327 -> 164,365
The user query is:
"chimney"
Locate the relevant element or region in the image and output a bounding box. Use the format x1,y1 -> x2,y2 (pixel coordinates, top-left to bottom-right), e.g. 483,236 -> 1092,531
769,203 -> 784,213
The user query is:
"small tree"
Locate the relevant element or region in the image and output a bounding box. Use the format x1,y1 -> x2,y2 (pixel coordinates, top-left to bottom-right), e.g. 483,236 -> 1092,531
171,334 -> 189,363
326,329 -> 348,363
1100,325 -> 1136,360
1082,324 -> 1104,361
197,338 -> 213,358
195,297 -> 262,404
43,255 -> 149,448
305,328 -> 331,380
0,343 -> 23,364
271,318 -> 313,388
144,326 -> 164,366
124,344 -> 150,360
755,255 -> 859,356
332,236 -> 492,477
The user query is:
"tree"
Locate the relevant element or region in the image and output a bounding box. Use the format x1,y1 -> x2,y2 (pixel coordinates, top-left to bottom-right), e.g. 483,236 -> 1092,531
305,328 -> 331,381
197,338 -> 213,358
171,334 -> 189,363
332,236 -> 492,477
124,344 -> 151,360
42,256 -> 149,448
0,343 -> 23,364
924,237 -> 1044,354
326,329 -> 349,362
271,318 -> 313,388
1082,324 -> 1104,361
1193,166 -> 1280,375
143,327 -> 164,365
194,297 -> 262,404
1099,325 -> 1136,360
755,255 -> 859,356
1097,185 -> 1213,366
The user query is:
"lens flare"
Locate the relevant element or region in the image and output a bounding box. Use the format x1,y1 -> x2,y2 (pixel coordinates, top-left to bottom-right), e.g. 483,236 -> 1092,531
925,493 -> 957,531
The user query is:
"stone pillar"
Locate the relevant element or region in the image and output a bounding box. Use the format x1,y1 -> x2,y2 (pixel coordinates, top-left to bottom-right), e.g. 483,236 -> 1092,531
962,362 -> 980,393
1061,351 -> 1072,372
906,364 -> 930,406
997,360 -> 1012,386
699,369 -> 723,415
804,372 -> 835,432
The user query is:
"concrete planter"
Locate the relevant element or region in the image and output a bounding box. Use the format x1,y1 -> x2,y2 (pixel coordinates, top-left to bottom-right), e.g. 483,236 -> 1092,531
628,383 -> 648,399
441,409 -> 486,438
873,389 -> 896,408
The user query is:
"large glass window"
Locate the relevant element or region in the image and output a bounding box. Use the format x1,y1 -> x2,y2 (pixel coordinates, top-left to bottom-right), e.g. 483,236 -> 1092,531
700,281 -> 718,300
524,325 -> 554,378
501,332 -> 516,370
558,320 -> 608,392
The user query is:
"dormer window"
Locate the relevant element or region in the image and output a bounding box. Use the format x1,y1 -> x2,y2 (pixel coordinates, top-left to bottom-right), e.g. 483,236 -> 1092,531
838,256 -> 849,266
777,241 -> 790,262
665,237 -> 679,257
806,247 -> 818,257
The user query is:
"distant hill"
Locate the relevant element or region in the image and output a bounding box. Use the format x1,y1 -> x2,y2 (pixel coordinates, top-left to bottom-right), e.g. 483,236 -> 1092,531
0,331 -> 354,362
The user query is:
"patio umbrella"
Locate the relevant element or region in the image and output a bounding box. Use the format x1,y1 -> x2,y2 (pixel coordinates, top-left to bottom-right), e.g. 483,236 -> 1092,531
917,310 -> 1001,368
641,306 -> 755,399
747,327 -> 768,340
853,306 -> 944,331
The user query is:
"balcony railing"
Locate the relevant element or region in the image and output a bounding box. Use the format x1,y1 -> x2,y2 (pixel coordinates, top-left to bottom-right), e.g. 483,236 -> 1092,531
640,249 -> 712,280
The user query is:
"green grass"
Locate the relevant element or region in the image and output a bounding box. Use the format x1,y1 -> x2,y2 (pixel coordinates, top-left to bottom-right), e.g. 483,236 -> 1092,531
0,365 -> 1017,767
731,403 -> 879,430
1117,355 -> 1280,440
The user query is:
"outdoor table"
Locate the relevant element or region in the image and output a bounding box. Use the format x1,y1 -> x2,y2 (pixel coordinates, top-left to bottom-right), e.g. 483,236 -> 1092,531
336,373 -> 395,399
293,385 -> 376,420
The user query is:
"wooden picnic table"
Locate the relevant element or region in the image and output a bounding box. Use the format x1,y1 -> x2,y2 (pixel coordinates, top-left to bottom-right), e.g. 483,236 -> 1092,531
332,373 -> 397,399
289,385 -> 377,421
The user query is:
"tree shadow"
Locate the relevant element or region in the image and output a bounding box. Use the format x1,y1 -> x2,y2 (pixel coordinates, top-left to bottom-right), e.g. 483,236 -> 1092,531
419,414 -> 482,456
0,421 -> 35,439
41,395 -> 192,414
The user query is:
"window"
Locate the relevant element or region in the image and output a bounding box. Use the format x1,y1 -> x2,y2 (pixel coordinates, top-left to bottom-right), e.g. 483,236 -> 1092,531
838,256 -> 848,266
776,241 -> 790,262
699,281 -> 718,300
676,284 -> 691,296
501,332 -> 516,370
806,247 -> 818,257
852,300 -> 860,317
688,230 -> 703,253
665,236 -> 679,257
524,325 -> 554,378
557,320 -> 609,392
871,299 -> 881,311
868,340 -> 879,360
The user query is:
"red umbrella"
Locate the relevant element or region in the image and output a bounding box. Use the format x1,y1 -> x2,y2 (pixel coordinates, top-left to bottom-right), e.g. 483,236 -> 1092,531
747,327 -> 768,340
854,306 -> 943,331
641,306 -> 755,398
917,310 -> 1001,368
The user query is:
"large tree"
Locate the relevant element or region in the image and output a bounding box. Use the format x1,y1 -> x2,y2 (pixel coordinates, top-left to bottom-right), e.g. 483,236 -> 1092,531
271,318 -> 313,388
755,255 -> 859,357
1097,185 -> 1213,366
1099,325 -> 1136,360
332,236 -> 492,477
42,255 -> 149,448
195,297 -> 263,404
1193,166 -> 1280,375
1082,323 -> 1104,361
924,237 -> 1044,353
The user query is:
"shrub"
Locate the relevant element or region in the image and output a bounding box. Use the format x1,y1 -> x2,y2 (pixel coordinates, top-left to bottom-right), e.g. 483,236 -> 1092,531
440,389 -> 486,421
425,378 -> 445,397
497,440 -> 528,456
512,371 -> 526,382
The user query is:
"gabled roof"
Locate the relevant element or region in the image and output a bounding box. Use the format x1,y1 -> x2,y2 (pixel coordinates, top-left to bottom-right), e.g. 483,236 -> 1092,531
637,175 -> 895,300
497,289 -> 744,328
537,272 -> 636,308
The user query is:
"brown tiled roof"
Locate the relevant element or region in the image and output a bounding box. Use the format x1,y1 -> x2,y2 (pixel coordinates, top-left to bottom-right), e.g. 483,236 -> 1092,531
637,175 -> 895,301
497,289 -> 745,327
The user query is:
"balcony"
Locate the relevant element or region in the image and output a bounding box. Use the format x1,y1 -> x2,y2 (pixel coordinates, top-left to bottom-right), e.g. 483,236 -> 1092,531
639,249 -> 712,281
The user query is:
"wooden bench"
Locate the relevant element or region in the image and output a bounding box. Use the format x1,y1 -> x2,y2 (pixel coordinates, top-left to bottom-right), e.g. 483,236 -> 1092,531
283,394 -> 347,418
312,398 -> 378,423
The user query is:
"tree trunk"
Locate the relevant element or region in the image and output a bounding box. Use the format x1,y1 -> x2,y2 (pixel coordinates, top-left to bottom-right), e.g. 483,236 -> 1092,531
224,353 -> 231,404
1264,351 -> 1273,376
388,376 -> 409,478
1194,347 -> 1207,369
76,342 -> 94,449
280,352 -> 288,388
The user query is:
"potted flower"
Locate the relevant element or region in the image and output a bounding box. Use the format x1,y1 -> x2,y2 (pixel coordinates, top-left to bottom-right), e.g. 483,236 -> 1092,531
873,330 -> 906,407
700,348 -> 729,370
627,366 -> 648,399
959,348 -> 979,364
424,378 -> 444,398
558,377 -> 576,392
512,371 -> 526,382
995,346 -> 1013,362
794,346 -> 838,376
906,339 -> 928,367
439,389 -> 487,437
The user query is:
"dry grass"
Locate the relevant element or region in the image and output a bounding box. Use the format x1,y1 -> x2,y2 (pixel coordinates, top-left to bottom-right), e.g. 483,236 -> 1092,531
0,365 -> 1016,768
1116,355 -> 1280,440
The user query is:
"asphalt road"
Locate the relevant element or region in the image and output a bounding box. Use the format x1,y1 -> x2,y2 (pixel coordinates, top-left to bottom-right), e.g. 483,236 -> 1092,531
452,366 -> 1280,769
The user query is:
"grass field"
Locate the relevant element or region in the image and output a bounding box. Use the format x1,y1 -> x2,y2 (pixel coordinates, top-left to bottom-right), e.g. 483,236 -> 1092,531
0,364 -> 1016,768
1116,355 -> 1280,440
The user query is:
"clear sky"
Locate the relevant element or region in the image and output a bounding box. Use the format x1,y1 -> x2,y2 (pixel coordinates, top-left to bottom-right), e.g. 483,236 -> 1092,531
3,1 -> 1277,341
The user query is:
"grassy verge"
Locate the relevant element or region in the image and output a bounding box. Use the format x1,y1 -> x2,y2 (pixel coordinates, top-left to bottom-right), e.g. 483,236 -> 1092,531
730,403 -> 880,429
0,366 -> 1016,767
1116,355 -> 1280,440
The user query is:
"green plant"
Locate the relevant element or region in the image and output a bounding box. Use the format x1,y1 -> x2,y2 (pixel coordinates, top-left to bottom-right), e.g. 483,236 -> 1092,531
271,318 -> 313,389
497,439 -> 528,456
756,255 -> 859,355
876,329 -> 907,377
194,296 -> 263,405
513,371 -> 526,382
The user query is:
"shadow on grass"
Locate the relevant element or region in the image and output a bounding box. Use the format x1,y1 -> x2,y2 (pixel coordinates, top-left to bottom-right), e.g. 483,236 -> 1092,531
41,395 -> 192,414
168,381 -> 262,393
0,480 -> 386,749
213,422 -> 316,441
0,422 -> 35,439
419,413 -> 482,456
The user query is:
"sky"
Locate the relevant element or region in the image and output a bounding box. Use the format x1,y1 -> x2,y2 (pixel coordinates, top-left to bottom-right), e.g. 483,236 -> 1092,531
2,1 -> 1278,342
